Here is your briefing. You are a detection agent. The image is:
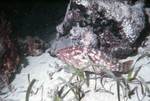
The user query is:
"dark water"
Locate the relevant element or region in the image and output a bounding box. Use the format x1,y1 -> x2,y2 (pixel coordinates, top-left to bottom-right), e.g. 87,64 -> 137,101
1,0 -> 149,43
0,0 -> 69,42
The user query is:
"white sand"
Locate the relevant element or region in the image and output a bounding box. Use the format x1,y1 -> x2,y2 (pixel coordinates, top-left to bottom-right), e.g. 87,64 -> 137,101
0,49 -> 150,101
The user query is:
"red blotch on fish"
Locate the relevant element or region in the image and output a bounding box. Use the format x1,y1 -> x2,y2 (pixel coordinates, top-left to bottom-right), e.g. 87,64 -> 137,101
57,45 -> 133,75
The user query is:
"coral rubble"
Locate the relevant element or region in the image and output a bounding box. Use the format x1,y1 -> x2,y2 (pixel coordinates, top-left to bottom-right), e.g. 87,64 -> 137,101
18,36 -> 50,56
0,12 -> 50,90
0,12 -> 20,90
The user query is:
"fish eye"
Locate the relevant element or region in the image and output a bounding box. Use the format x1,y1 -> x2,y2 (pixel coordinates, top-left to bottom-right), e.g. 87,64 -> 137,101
57,51 -> 60,56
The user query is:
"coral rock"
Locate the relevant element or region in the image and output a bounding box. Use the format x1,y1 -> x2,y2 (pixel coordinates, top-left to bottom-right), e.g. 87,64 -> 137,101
51,0 -> 146,59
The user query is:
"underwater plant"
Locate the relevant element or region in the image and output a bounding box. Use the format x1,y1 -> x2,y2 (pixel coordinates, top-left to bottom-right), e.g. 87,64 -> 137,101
50,53 -> 150,101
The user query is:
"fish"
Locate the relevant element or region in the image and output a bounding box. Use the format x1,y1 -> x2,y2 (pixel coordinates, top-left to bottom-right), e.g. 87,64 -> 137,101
56,45 -> 133,75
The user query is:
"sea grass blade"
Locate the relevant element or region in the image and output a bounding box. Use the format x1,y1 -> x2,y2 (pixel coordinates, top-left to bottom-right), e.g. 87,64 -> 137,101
136,53 -> 150,62
92,63 -> 116,81
68,64 -> 91,83
25,79 -> 36,101
50,96 -> 63,101
128,53 -> 150,80
58,77 -> 78,99
128,66 -> 142,81
138,76 -> 150,95
117,79 -> 120,101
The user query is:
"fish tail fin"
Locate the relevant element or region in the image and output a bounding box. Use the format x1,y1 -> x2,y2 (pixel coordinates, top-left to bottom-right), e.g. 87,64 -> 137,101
122,60 -> 134,72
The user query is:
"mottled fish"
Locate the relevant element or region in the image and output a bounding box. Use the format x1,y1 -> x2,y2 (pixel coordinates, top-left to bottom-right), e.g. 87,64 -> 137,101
56,45 -> 133,75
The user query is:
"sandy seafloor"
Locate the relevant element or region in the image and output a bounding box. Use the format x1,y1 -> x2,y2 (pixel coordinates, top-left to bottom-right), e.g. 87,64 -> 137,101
0,47 -> 150,101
